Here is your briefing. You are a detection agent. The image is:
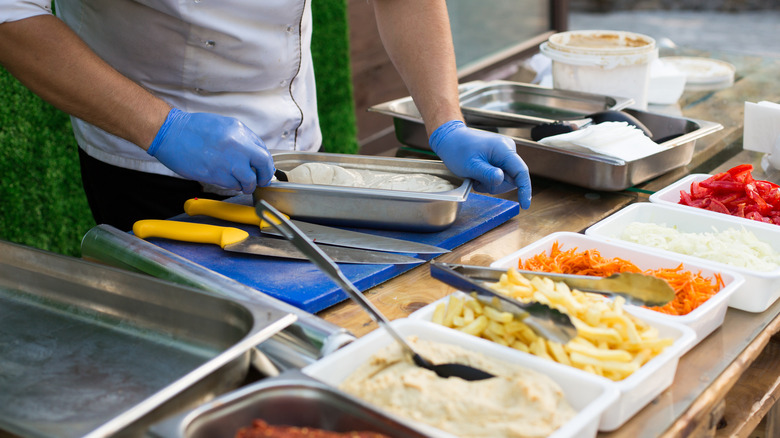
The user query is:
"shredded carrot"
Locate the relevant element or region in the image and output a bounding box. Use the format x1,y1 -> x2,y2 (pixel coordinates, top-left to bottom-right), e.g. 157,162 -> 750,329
518,241 -> 725,315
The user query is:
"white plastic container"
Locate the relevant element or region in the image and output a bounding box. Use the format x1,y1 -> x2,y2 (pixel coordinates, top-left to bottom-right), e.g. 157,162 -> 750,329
488,232 -> 743,346
408,293 -> 695,432
540,30 -> 658,110
585,203 -> 780,313
304,318 -> 619,438
650,173 -> 780,231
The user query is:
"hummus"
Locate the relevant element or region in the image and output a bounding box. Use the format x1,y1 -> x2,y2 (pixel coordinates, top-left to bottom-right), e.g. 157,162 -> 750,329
285,162 -> 456,192
339,337 -> 576,438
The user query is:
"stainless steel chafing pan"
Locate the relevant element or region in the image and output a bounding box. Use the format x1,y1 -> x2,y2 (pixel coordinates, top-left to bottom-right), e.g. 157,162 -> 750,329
0,240 -> 296,438
370,80 -> 723,191
458,80 -> 634,127
254,152 -> 473,232
149,370 -> 430,438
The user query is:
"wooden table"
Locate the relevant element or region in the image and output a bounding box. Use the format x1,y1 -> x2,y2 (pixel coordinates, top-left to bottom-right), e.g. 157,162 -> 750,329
319,47 -> 780,437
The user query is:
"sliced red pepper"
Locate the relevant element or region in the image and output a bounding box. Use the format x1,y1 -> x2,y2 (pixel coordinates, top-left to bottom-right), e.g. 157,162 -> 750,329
706,199 -> 730,214
677,164 -> 779,226
745,183 -> 772,215
679,190 -> 693,205
727,164 -> 754,180
689,181 -> 709,198
699,180 -> 744,192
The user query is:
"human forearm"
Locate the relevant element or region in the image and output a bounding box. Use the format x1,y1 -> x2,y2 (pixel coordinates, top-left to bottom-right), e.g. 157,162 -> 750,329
0,14 -> 170,149
370,0 -> 462,135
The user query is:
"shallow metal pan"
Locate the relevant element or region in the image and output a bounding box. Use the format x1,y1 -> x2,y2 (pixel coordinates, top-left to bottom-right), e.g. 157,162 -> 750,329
369,81 -> 722,191
0,240 -> 296,438
253,152 -> 473,232
149,370 -> 430,438
458,80 -> 634,127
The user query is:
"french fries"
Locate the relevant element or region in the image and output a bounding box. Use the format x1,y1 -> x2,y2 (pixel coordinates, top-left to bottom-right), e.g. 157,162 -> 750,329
431,269 -> 674,381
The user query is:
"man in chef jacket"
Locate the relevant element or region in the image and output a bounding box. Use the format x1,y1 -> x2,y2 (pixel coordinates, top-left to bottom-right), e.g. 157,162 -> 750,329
0,0 -> 532,231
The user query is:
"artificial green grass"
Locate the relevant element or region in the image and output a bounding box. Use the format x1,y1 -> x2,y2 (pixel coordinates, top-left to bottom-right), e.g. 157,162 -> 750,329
0,68 -> 95,258
312,0 -> 358,154
0,1 -> 356,257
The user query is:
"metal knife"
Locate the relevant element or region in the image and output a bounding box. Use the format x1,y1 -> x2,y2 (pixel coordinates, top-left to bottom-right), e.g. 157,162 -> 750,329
183,198 -> 448,254
132,220 -> 424,265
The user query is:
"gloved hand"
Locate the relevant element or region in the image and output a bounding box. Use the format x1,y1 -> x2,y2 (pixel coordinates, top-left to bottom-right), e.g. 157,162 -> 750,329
147,108 -> 275,193
429,120 -> 532,209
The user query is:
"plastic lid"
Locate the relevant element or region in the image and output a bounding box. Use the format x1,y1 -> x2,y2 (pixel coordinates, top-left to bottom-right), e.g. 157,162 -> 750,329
541,30 -> 657,69
547,30 -> 656,56
660,56 -> 736,84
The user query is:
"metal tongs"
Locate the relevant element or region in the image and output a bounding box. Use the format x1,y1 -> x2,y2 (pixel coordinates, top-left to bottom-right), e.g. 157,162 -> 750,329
433,263 -> 675,305
430,263 -> 676,344
430,263 -> 578,344
256,201 -> 495,381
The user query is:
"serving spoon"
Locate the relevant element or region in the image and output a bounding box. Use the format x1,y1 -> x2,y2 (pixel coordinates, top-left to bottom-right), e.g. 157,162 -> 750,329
256,200 -> 495,381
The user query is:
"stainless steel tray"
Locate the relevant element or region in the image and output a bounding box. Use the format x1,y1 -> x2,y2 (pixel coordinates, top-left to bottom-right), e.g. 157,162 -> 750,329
369,81 -> 723,191
458,80 -> 634,127
254,152 -> 473,231
149,370 -> 430,438
0,240 -> 296,438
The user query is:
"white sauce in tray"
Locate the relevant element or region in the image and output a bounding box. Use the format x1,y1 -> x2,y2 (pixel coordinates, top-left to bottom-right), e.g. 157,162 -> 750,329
285,162 -> 456,192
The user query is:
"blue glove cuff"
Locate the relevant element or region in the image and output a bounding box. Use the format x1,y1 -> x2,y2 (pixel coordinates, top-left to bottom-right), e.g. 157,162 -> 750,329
148,108 -> 183,156
429,120 -> 466,154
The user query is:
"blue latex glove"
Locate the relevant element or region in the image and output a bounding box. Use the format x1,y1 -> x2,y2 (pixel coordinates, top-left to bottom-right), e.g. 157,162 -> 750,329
429,120 -> 532,209
147,108 -> 275,193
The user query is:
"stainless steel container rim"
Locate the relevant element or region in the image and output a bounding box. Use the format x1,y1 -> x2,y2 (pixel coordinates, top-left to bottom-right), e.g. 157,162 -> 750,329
82,291 -> 298,438
0,240 -> 299,438
507,115 -> 722,164
264,179 -> 473,202
457,79 -> 635,125
267,151 -> 474,202
148,369 -> 431,438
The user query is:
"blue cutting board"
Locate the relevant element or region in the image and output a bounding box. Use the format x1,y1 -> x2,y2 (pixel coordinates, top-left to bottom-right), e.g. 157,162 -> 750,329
145,193 -> 519,313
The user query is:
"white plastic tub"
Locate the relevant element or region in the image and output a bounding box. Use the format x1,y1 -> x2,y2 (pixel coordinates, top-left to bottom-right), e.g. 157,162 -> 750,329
489,231 -> 743,346
540,30 -> 658,109
585,203 -> 780,313
650,173 -> 780,231
409,292 -> 696,431
304,318 -> 618,438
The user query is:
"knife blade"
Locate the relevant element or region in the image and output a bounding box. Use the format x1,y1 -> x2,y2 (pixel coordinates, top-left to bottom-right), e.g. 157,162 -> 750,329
132,220 -> 424,265
183,198 -> 448,254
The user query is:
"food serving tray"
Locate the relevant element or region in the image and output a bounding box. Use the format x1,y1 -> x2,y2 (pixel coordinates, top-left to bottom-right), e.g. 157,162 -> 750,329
149,370 -> 430,438
0,240 -> 295,438
489,231 -> 744,348
303,318 -> 619,438
457,80 -> 633,127
369,80 -> 723,191
409,291 -> 695,432
649,173 -> 780,229
254,152 -> 473,232
585,203 -> 780,313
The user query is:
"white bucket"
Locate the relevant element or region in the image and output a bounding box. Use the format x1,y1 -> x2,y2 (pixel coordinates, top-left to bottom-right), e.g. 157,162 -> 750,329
540,30 -> 658,109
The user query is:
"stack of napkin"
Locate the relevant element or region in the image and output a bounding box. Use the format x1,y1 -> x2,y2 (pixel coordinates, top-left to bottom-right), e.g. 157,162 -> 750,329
744,101 -> 780,171
537,121 -> 666,162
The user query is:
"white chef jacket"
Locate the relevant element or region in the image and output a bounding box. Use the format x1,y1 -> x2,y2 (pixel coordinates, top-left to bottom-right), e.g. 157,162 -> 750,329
1,0 -> 321,179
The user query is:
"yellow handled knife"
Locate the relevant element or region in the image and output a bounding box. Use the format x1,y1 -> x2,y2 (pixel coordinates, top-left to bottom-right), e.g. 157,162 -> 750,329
183,198 -> 448,254
133,220 -> 423,265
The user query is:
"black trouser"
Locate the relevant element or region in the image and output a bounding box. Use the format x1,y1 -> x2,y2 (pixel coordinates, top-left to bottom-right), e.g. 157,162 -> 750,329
78,148 -> 228,231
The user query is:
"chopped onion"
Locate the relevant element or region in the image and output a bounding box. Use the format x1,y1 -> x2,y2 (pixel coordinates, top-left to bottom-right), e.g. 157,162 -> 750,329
621,222 -> 780,272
